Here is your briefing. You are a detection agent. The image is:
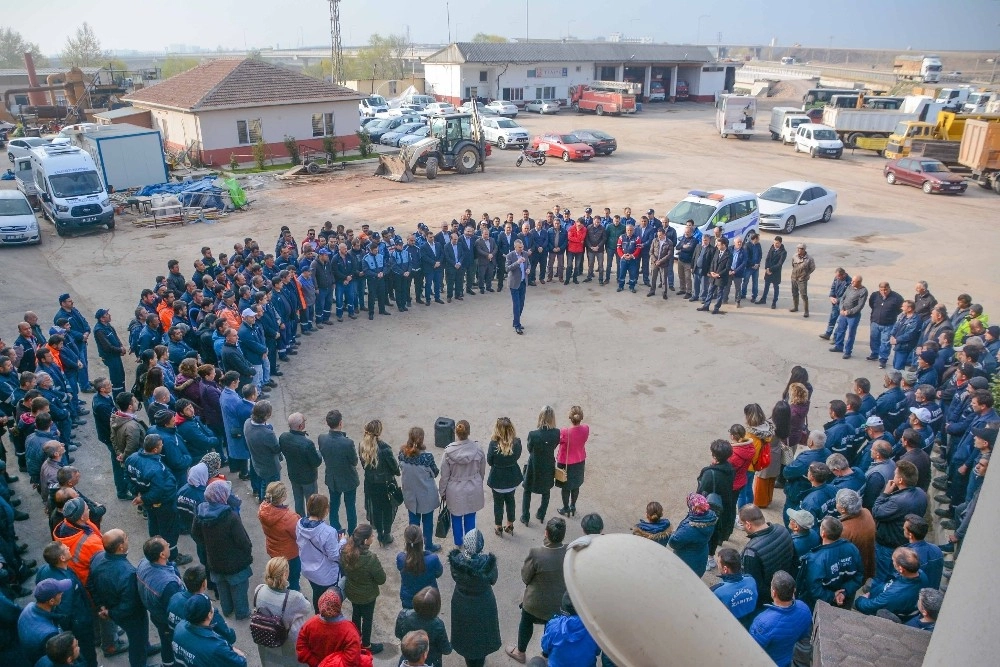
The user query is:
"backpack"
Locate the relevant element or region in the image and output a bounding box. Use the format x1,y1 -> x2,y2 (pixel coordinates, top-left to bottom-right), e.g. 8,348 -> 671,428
751,439 -> 771,471
249,586 -> 289,648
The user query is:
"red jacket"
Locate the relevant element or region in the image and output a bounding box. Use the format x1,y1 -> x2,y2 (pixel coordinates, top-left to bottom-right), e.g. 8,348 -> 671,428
566,224 -> 587,254
728,440 -> 755,490
296,616 -> 361,667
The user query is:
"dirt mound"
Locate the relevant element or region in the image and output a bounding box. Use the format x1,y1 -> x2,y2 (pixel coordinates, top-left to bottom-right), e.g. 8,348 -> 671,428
768,79 -> 813,102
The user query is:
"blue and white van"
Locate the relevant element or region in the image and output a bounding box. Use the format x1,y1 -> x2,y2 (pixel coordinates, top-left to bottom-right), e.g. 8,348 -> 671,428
30,144 -> 114,236
666,189 -> 759,243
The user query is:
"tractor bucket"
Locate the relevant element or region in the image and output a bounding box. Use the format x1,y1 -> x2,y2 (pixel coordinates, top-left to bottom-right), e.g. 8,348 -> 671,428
374,154 -> 413,182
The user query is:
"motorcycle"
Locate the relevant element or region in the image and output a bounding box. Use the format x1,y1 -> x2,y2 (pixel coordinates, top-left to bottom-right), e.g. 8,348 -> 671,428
515,147 -> 546,167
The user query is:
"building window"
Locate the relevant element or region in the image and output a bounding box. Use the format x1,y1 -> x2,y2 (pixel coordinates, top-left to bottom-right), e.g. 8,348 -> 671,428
236,118 -> 262,145
479,70 -> 488,82
311,113 -> 335,137
535,86 -> 556,100
599,66 -> 617,80
502,88 -> 524,102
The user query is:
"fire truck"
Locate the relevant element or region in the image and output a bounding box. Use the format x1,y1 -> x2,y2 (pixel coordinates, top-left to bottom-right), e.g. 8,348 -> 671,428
568,81 -> 639,116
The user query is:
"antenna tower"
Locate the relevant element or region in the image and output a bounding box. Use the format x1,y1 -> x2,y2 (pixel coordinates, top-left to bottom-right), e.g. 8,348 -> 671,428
328,0 -> 345,84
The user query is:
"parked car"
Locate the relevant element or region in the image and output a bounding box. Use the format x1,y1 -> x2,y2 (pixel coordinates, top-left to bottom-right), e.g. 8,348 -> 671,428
531,133 -> 594,162
400,94 -> 436,110
485,100 -> 518,117
0,190 -> 41,246
525,99 -> 560,114
757,181 -> 837,234
793,124 -> 844,159
360,117 -> 381,127
571,129 -> 617,156
481,117 -> 530,149
364,116 -> 419,142
6,137 -> 48,163
379,122 -> 427,147
397,126 -> 431,147
883,158 -> 968,195
359,95 -> 389,117
458,101 -> 499,116
420,102 -> 456,117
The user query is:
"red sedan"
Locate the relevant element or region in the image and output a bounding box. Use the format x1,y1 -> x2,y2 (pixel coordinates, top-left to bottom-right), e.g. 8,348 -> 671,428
530,132 -> 595,162
883,158 -> 967,195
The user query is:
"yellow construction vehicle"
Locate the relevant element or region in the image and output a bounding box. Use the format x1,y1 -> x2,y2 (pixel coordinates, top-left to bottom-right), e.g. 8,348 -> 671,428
884,111 -> 1000,162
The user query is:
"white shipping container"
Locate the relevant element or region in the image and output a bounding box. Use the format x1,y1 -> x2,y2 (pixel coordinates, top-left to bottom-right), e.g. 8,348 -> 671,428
75,123 -> 168,191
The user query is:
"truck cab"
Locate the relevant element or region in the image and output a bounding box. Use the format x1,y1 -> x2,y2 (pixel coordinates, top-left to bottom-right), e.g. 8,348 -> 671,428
768,107 -> 810,143
30,144 -> 114,236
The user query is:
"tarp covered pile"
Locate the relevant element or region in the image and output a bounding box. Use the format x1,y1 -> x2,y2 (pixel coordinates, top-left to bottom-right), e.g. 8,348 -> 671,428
136,176 -> 246,211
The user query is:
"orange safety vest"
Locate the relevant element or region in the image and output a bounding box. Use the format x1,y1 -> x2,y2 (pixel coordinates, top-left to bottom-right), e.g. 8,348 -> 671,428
53,519 -> 104,585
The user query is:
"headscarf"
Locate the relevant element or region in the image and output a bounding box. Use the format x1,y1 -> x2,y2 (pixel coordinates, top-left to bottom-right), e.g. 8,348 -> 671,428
204,479 -> 232,504
187,463 -> 209,488
201,452 -> 222,479
462,528 -> 484,557
317,588 -> 343,618
686,492 -> 710,516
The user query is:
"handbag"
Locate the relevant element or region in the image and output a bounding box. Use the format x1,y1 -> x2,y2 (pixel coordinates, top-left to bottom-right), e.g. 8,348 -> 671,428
435,503 -> 451,539
387,479 -> 404,506
554,460 -> 568,484
249,586 -> 289,647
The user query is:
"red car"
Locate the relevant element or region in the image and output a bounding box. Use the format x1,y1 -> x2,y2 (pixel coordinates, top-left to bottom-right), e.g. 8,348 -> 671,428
883,158 -> 967,195
530,132 -> 595,162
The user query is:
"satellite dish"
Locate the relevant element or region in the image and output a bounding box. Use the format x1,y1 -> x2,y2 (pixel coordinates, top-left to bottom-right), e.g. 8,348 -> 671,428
563,534 -> 772,667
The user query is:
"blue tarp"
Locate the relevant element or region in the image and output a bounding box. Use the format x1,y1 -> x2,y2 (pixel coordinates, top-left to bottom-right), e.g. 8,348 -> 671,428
136,175 -> 228,211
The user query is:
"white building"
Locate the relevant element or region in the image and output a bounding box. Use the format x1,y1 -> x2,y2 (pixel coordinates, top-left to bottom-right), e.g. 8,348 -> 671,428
423,42 -> 735,105
123,59 -> 361,167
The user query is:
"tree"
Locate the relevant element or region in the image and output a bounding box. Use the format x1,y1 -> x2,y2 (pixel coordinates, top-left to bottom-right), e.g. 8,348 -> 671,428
346,33 -> 410,81
63,22 -> 107,66
301,59 -> 332,81
247,48 -> 263,61
161,56 -> 200,79
472,33 -> 507,43
0,27 -> 49,68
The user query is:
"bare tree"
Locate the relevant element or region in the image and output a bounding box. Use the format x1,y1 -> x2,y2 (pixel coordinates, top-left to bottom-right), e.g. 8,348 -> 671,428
62,22 -> 107,67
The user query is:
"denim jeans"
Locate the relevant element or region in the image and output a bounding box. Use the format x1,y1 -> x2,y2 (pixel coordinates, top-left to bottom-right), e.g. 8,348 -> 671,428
825,303 -> 840,335
329,486 -> 358,534
316,287 -> 333,322
692,272 -> 707,299
740,268 -> 759,300
870,322 -> 893,361
737,471 -> 755,508
409,510 -> 435,547
424,268 -> 442,301
291,480 -> 318,517
213,565 -> 252,619
618,258 -> 638,288
892,348 -> 912,370
335,281 -> 357,317
833,314 -> 862,355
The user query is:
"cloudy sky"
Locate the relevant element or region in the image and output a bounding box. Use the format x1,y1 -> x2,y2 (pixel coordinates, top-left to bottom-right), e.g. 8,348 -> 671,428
7,0 -> 1000,54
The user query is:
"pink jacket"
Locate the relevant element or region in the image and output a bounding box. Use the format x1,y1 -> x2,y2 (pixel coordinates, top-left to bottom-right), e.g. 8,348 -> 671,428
557,424 -> 589,465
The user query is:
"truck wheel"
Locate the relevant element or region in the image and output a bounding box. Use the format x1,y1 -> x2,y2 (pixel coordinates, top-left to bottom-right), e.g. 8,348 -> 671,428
596,105 -> 605,116
770,132 -> 779,141
455,147 -> 478,174
846,132 -> 862,148
810,147 -> 817,158
55,224 -> 66,237
107,219 -> 115,231
425,157 -> 439,179
306,161 -> 320,174
992,177 -> 1000,195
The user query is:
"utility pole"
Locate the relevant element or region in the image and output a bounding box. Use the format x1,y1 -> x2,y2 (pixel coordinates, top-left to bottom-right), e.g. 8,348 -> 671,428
526,0 -> 529,41
328,0 -> 345,84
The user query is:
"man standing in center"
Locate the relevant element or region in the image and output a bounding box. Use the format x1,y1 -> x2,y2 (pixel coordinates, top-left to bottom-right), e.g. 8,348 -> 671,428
698,237 -> 732,315
647,227 -> 674,299
506,240 -> 528,336
584,215 -> 607,284
318,409 -> 360,534
279,412 -> 322,517
789,243 -> 816,318
245,400 -> 282,501
829,275 -> 869,360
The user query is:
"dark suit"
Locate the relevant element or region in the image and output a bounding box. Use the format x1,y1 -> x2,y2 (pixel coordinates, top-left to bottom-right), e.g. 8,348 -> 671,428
691,242 -> 715,301
461,234 -> 478,291
505,250 -> 527,329
474,236 -> 497,291
759,244 -> 788,306
648,237 -> 674,297
420,239 -> 444,302
444,241 -> 466,300
636,224 -> 656,284
702,247 -> 733,312
317,429 -> 360,533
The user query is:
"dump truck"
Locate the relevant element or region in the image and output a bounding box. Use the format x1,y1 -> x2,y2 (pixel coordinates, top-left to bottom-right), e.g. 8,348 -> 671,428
884,112 -> 1000,161
959,119 -> 1000,193
821,107 -> 919,147
568,81 -> 638,116
893,54 -> 943,83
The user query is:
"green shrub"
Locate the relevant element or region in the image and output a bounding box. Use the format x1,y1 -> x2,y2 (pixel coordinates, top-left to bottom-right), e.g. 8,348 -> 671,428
252,138 -> 266,170
322,135 -> 337,161
356,130 -> 374,157
283,135 -> 301,165
229,154 -> 239,171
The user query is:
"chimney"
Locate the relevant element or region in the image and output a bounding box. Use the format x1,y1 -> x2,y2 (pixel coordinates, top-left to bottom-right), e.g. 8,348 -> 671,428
24,52 -> 49,106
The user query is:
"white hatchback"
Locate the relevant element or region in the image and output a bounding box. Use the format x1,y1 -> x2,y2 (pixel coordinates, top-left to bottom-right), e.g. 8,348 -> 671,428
0,190 -> 41,245
793,124 -> 844,159
757,181 -> 837,234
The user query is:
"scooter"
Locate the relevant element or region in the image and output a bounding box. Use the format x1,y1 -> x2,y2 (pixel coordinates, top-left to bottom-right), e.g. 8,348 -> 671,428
515,147 -> 546,167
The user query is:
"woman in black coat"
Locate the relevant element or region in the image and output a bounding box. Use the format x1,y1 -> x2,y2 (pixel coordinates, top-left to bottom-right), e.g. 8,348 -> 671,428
486,417 -> 523,537
447,529 -> 500,667
359,419 -> 402,547
520,406 -> 559,527
696,439 -> 736,567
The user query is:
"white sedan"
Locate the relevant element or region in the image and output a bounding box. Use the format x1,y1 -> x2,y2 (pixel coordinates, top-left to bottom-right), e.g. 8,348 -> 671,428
757,181 -> 837,234
485,100 -> 518,117
524,99 -> 560,114
419,102 -> 456,117
481,117 -> 530,149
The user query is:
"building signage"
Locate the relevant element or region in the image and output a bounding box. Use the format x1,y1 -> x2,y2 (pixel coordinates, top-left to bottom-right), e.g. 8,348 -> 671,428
528,67 -> 568,78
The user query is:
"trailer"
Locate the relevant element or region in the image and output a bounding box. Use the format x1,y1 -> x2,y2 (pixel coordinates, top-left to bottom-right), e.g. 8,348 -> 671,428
715,95 -> 757,140
568,81 -> 638,116
67,123 -> 168,191
893,54 -> 942,83
959,119 -> 1000,193
821,107 -> 920,147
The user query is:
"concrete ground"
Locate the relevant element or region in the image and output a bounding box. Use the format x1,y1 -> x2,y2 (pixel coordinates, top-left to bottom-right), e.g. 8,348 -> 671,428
1,95 -> 997,666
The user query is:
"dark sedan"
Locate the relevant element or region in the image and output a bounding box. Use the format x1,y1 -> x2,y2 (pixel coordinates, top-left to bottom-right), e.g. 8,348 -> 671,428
884,158 -> 967,195
571,129 -> 617,156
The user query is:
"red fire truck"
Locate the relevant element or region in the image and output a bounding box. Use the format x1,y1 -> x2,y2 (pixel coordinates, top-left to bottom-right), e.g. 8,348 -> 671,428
568,81 -> 639,116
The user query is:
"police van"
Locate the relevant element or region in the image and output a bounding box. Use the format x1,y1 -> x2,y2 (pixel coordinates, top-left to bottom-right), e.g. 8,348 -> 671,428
30,144 -> 115,236
666,189 -> 759,244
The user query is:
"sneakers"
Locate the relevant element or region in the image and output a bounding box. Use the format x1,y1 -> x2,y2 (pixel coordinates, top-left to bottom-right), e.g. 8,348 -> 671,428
706,556 -> 717,570
174,553 -> 194,566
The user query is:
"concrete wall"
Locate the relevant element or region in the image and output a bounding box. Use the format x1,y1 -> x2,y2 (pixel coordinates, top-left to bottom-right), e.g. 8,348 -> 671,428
139,101 -> 361,166
691,68 -> 727,102
344,77 -> 425,97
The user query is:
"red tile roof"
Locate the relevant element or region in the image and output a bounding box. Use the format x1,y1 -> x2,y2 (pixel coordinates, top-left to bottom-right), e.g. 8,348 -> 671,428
125,58 -> 361,111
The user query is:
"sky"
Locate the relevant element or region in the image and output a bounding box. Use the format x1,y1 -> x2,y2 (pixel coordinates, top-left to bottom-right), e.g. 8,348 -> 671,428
6,0 -> 1000,54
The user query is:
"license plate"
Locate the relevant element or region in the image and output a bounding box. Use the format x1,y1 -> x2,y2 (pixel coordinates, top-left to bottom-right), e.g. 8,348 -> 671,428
4,234 -> 23,241
825,149 -> 838,154
83,216 -> 97,223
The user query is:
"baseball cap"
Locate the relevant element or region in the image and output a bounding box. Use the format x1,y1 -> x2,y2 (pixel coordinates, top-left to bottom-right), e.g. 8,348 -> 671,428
240,308 -> 256,318
34,578 -> 72,602
786,508 -> 815,530
865,416 -> 883,428
988,325 -> 1000,338
318,248 -> 332,256
95,308 -> 109,319
909,407 -> 932,423
969,376 -> 991,390
185,593 -> 213,623
796,243 -> 807,249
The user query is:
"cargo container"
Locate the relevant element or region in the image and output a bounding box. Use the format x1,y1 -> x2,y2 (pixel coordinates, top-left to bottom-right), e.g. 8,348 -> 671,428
959,119 -> 1000,193
68,123 -> 168,191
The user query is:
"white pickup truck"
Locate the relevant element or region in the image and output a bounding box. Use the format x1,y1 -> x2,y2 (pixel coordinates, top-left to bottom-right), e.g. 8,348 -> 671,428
13,156 -> 38,208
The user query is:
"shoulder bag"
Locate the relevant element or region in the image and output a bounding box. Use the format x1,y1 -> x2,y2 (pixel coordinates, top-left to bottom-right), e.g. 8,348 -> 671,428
249,586 -> 289,647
